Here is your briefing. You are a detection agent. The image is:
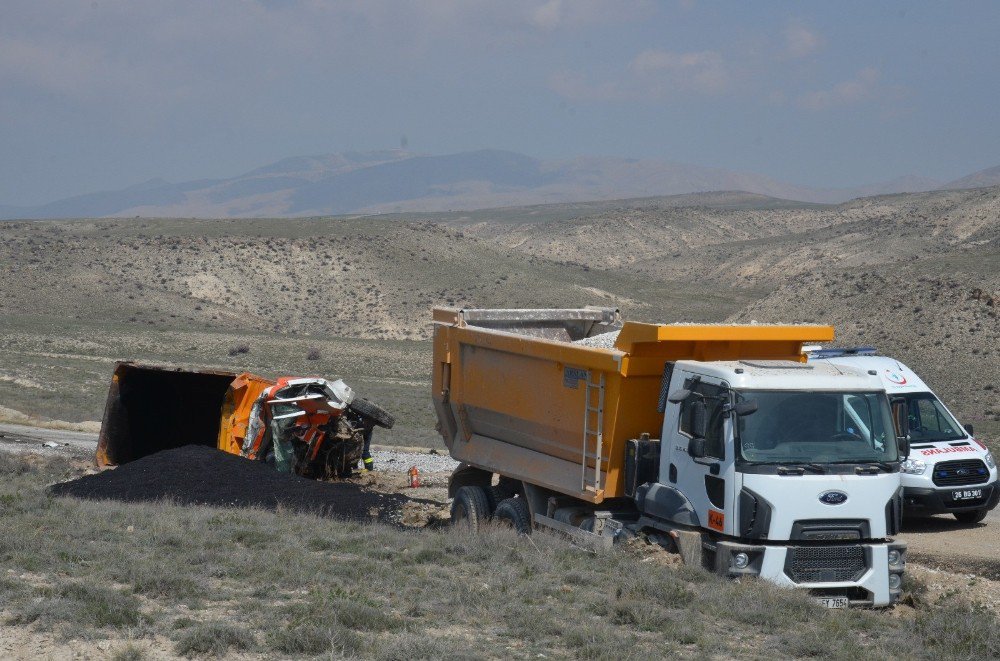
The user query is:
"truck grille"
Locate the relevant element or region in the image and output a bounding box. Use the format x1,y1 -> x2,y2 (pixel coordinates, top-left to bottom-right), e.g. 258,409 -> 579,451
784,545 -> 867,584
932,459 -> 989,487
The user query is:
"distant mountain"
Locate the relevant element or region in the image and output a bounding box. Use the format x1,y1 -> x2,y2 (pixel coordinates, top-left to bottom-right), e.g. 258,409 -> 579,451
944,164 -> 1000,190
0,149 -> 952,219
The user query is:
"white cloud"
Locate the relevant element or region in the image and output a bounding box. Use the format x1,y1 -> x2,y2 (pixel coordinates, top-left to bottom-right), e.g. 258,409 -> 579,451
797,67 -> 881,110
629,49 -> 730,93
783,20 -> 825,58
527,0 -> 651,30
529,0 -> 564,30
548,70 -> 628,101
0,0 -> 653,105
550,48 -> 730,101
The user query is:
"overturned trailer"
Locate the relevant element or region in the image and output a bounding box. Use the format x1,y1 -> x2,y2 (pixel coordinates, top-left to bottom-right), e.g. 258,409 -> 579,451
96,362 -> 393,478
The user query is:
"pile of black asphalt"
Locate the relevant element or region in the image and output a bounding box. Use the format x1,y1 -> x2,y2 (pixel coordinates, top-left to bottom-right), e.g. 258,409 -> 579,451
49,444 -> 407,522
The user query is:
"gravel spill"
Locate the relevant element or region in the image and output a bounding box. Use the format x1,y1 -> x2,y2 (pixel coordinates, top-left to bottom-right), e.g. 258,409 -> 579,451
49,445 -> 407,521
371,448 -> 458,474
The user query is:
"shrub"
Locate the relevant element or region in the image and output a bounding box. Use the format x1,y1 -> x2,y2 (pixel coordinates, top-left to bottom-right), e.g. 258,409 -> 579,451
174,621 -> 255,657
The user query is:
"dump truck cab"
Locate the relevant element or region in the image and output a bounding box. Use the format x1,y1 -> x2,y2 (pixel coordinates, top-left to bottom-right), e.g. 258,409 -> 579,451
649,359 -> 906,606
808,349 -> 999,524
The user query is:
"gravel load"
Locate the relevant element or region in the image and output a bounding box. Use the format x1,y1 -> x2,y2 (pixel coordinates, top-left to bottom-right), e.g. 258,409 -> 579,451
573,330 -> 621,349
49,445 -> 407,521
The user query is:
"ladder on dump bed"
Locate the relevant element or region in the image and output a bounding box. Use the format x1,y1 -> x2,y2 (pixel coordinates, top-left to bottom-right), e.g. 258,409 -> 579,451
581,372 -> 605,497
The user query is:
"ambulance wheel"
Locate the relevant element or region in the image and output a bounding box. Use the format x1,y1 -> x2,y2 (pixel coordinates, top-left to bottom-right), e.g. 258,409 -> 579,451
493,497 -> 532,535
350,397 -> 395,429
954,508 -> 989,525
451,486 -> 491,532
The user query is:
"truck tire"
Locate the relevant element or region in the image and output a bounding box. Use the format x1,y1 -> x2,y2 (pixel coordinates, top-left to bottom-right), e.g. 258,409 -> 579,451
451,486 -> 491,531
954,508 -> 989,525
350,397 -> 395,429
493,497 -> 532,535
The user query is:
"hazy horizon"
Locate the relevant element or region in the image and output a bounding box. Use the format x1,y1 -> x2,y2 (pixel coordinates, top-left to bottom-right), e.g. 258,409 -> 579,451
3,1 -> 999,206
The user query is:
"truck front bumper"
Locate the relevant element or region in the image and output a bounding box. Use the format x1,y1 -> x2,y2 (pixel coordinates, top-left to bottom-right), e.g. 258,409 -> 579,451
902,480 -> 1000,516
714,540 -> 906,607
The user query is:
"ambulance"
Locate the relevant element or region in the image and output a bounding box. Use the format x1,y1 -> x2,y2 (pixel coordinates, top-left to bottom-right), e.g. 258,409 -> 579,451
809,348 -> 998,524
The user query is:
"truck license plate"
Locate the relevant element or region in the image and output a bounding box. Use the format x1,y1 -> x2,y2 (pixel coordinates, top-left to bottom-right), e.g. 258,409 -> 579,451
816,596 -> 849,609
952,489 -> 983,501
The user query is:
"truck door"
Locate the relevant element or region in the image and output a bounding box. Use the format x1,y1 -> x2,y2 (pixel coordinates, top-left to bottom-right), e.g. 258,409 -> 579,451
667,376 -> 734,536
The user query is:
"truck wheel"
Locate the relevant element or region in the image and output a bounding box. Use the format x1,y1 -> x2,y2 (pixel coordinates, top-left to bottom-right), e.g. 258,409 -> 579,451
350,397 -> 395,429
451,486 -> 491,531
493,497 -> 532,535
954,508 -> 989,525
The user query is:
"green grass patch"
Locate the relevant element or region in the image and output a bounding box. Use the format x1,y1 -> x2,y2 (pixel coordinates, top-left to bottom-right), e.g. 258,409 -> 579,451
1,452 -> 999,658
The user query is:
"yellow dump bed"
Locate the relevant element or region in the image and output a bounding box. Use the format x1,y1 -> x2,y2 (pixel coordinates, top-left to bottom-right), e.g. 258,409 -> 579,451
432,307 -> 834,504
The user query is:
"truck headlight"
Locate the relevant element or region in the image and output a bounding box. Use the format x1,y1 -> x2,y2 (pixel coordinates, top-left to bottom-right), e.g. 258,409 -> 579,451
733,552 -> 750,569
888,549 -> 902,566
985,453 -> 996,470
900,458 -> 927,475
888,573 -> 902,590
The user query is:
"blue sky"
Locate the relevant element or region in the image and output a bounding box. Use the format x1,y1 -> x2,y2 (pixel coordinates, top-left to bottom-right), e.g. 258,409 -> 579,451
1,0 -> 998,205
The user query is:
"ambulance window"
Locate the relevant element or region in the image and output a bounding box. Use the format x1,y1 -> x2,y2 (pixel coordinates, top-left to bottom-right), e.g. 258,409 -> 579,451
906,394 -> 963,441
921,399 -> 946,431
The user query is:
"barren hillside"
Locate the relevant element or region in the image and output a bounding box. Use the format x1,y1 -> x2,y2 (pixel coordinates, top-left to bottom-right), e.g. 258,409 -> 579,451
0,188 -> 996,434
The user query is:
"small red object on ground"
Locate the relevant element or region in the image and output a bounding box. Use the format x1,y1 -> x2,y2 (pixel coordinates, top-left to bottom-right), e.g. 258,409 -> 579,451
408,465 -> 420,488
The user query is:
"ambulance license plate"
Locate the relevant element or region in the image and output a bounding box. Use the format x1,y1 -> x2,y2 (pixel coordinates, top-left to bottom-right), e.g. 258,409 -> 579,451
952,489 -> 983,501
816,596 -> 849,609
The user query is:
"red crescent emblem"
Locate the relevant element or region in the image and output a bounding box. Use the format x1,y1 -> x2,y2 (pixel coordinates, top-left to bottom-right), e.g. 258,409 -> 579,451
885,370 -> 907,385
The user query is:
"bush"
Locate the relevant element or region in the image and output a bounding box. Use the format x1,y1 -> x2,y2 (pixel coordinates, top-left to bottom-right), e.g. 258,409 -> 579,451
174,621 -> 255,657
916,601 -> 1000,657
267,622 -> 364,656
110,643 -> 146,661
11,582 -> 145,631
306,347 -> 321,360
227,344 -> 250,357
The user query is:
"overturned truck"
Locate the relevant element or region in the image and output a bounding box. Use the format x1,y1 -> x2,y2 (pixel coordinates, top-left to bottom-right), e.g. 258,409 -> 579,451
95,362 -> 393,478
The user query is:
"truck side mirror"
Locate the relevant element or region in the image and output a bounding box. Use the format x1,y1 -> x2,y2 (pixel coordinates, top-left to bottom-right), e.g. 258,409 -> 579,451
688,436 -> 706,459
890,397 -> 910,458
688,399 -> 707,439
890,397 -> 909,438
668,389 -> 691,404
734,399 -> 758,416
964,423 -> 974,436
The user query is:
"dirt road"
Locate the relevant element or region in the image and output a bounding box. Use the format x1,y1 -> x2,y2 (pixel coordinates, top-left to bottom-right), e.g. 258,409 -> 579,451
902,514 -> 1000,578
0,422 -> 457,473
0,422 -> 98,456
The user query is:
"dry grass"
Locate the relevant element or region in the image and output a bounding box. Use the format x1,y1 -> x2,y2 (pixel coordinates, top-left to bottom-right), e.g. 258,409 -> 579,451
1,452 -> 999,659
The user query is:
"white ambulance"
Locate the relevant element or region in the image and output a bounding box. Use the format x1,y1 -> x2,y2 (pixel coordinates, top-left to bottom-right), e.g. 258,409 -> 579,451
808,348 -> 998,524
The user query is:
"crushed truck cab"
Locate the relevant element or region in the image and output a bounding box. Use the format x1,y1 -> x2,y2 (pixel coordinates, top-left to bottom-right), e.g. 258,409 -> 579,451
433,307 -> 908,607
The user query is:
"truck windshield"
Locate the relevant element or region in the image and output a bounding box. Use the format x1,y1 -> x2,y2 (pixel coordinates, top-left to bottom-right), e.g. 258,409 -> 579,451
736,390 -> 899,464
901,392 -> 966,442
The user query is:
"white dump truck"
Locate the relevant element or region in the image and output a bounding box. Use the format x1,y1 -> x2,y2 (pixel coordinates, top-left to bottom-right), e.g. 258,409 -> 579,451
809,348 -> 998,524
433,308 -> 908,607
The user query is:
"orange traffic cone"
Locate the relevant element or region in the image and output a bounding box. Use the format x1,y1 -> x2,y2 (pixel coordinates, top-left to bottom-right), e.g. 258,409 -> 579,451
408,466 -> 420,488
